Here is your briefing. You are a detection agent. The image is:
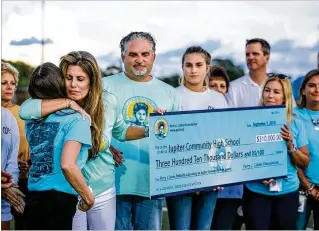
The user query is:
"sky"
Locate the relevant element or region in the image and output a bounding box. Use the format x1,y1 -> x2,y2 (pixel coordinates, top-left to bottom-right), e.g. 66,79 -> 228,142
2,1 -> 319,79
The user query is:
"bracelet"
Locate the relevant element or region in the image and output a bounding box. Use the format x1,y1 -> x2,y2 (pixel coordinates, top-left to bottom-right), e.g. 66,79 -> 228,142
306,184 -> 315,196
66,100 -> 73,108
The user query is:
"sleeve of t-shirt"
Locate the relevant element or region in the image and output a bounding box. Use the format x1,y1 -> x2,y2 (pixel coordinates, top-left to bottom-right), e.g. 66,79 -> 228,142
64,116 -> 92,149
216,93 -> 229,109
222,96 -> 228,108
111,95 -> 129,142
294,119 -> 308,148
172,89 -> 182,112
6,114 -> 20,184
19,98 -> 42,120
225,85 -> 236,108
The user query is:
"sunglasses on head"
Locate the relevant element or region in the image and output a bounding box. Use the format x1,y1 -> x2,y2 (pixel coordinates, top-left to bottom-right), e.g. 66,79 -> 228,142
267,73 -> 289,79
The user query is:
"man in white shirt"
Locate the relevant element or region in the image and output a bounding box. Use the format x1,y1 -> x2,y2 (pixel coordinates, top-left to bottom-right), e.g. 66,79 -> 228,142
226,38 -> 270,107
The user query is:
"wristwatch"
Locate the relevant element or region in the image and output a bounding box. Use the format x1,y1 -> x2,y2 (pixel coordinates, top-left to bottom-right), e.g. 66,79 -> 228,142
144,126 -> 149,137
306,184 -> 315,196
287,145 -> 297,154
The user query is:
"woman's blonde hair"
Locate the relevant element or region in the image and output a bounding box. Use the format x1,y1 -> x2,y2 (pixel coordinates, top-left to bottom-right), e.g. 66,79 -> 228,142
59,51 -> 104,159
1,61 -> 19,83
260,76 -> 293,123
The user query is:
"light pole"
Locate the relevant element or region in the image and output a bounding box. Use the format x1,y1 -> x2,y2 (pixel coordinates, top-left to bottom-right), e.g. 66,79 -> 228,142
41,0 -> 45,64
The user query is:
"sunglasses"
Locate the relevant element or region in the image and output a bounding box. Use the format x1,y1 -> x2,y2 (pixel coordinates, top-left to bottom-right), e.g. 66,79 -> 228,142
267,73 -> 289,79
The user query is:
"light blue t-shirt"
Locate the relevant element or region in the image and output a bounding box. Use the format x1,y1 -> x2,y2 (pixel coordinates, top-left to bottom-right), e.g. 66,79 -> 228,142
19,93 -> 129,197
246,117 -> 308,195
1,107 -> 19,221
294,107 -> 319,184
103,72 -> 181,197
81,91 -> 129,196
26,110 -> 92,195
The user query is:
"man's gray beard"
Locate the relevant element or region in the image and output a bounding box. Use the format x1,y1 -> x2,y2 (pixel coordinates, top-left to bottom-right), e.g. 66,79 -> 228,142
132,67 -> 147,76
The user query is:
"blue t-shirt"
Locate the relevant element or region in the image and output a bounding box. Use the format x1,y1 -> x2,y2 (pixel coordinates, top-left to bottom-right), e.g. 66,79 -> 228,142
1,107 -> 19,221
18,95 -> 128,196
246,117 -> 308,195
26,110 -> 92,195
294,107 -> 319,184
103,72 -> 181,197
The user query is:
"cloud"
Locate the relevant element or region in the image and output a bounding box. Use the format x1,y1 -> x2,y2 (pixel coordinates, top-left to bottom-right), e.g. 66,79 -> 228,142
265,39 -> 319,78
271,39 -> 294,53
10,37 -> 54,46
2,1 -> 319,77
2,2 -> 38,24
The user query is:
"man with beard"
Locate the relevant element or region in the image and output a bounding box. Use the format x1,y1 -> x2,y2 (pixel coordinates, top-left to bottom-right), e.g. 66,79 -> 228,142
103,31 -> 180,230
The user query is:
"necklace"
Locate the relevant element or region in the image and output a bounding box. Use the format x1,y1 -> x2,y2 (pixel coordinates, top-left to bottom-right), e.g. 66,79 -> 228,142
305,109 -> 319,131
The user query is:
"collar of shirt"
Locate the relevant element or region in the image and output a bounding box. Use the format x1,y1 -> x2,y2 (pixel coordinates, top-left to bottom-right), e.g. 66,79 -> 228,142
242,74 -> 267,88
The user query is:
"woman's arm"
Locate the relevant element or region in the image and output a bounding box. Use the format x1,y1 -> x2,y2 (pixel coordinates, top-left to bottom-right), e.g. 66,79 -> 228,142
281,124 -> 310,169
298,168 -> 319,200
61,141 -> 94,211
298,168 -> 312,190
19,98 -> 70,120
289,145 -> 309,169
41,99 -> 72,117
19,98 -> 90,121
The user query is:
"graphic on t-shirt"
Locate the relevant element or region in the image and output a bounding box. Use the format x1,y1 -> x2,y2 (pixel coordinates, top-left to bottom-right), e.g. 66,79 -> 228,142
2,126 -> 11,134
122,96 -> 157,127
154,118 -> 168,140
27,122 -> 59,178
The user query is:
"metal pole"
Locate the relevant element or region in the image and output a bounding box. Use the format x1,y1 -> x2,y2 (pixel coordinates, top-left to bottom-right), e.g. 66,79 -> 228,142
41,0 -> 45,64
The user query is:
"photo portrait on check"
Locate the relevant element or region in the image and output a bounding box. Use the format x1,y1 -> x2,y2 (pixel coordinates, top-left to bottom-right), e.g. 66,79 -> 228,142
155,119 -> 168,140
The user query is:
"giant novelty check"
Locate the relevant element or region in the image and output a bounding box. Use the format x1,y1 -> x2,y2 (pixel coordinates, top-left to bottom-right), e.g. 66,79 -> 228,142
149,106 -> 288,198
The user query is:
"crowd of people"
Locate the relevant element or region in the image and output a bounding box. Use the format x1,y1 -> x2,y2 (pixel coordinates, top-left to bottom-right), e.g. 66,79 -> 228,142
1,31 -> 319,230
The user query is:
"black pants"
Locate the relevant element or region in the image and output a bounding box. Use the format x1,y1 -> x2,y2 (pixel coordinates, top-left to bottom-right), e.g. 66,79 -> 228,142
24,190 -> 78,230
11,178 -> 29,230
211,198 -> 242,230
243,186 -> 299,230
308,193 -> 319,230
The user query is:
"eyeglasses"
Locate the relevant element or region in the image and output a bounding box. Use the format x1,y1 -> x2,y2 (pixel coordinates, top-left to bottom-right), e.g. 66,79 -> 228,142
267,73 -> 290,79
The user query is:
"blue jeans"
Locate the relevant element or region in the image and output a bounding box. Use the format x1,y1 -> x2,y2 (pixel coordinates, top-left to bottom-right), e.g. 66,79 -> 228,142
115,195 -> 164,230
166,191 -> 218,230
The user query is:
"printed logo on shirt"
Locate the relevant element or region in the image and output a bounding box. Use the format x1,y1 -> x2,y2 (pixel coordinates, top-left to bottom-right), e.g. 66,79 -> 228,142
27,122 -> 59,179
122,96 -> 157,127
2,126 -> 11,134
154,118 -> 168,140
